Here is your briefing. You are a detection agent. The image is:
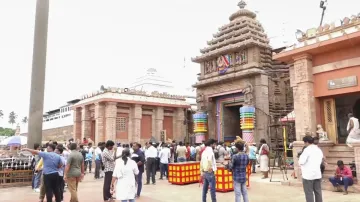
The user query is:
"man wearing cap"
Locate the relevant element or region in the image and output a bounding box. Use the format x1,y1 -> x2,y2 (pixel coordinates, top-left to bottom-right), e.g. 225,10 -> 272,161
248,143 -> 257,173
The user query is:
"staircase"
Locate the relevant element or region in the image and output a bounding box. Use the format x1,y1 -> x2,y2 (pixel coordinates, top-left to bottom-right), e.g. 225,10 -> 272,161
321,145 -> 360,192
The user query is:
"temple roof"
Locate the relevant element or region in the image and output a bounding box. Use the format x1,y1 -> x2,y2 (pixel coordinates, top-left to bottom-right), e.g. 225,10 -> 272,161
192,1 -> 270,63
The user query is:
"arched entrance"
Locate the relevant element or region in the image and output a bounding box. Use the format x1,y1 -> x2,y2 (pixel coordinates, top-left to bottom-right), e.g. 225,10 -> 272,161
335,94 -> 360,143
353,98 -> 360,120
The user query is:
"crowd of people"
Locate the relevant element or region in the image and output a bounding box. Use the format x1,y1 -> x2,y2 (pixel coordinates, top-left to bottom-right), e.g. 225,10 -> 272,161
23,137 -> 273,202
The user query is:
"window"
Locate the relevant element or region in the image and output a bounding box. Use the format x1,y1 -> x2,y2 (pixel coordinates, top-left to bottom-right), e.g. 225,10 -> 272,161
116,117 -> 127,132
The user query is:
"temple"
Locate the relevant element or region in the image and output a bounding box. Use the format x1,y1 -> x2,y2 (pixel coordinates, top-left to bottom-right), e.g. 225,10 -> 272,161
274,14 -> 360,189
192,1 -> 293,143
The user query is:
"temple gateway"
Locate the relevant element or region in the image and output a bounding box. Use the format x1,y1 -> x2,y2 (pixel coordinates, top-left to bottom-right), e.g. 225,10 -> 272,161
192,1 -> 293,143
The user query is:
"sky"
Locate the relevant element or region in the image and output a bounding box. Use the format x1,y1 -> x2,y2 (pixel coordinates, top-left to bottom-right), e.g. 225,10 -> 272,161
0,0 -> 359,128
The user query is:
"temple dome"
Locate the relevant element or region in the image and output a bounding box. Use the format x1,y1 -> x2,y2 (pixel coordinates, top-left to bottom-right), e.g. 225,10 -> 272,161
192,0 -> 270,63
229,0 -> 256,21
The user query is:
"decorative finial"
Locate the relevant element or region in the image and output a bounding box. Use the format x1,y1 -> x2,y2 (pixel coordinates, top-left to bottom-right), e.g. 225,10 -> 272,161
238,0 -> 247,9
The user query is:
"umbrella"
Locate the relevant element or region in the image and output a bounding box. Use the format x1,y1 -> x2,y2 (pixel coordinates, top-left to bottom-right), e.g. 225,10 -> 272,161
0,136 -> 28,146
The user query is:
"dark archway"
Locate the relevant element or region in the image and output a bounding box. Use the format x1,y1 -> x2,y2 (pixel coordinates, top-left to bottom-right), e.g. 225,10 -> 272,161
353,98 -> 360,120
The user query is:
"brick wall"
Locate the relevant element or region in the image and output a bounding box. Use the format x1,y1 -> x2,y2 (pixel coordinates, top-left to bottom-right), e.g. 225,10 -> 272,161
42,125 -> 73,142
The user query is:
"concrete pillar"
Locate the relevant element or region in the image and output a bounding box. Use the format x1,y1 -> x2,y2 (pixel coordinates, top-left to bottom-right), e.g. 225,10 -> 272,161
105,102 -> 117,141
291,54 -> 317,140
174,108 -> 185,142
94,102 -> 105,144
352,143 -> 360,183
155,107 -> 164,141
254,74 -> 270,143
81,106 -> 91,141
73,108 -> 82,141
131,104 -> 142,142
27,0 -> 49,147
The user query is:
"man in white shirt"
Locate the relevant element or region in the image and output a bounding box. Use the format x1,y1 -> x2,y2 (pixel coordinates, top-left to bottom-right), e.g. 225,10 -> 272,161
299,136 -> 323,202
200,139 -> 217,202
145,142 -> 158,185
158,143 -> 171,180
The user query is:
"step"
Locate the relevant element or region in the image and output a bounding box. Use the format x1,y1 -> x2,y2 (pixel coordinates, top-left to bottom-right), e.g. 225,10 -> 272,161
329,146 -> 354,152
325,157 -> 355,164
327,151 -> 354,158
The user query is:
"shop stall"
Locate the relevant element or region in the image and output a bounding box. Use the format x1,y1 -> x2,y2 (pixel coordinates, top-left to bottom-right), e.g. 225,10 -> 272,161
168,161 -> 200,185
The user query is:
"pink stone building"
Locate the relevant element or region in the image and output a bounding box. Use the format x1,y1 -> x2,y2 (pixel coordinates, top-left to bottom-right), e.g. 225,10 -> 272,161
72,87 -> 190,145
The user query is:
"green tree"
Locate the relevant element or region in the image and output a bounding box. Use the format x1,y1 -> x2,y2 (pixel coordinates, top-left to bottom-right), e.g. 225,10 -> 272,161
8,111 -> 17,125
0,110 -> 3,119
0,127 -> 16,136
22,116 -> 28,124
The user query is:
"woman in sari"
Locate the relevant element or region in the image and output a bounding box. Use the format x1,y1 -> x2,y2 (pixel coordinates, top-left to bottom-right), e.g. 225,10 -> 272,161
258,139 -> 269,179
111,149 -> 139,202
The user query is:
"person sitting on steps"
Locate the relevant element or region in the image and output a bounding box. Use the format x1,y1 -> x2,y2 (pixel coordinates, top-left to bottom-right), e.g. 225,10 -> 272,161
329,160 -> 354,195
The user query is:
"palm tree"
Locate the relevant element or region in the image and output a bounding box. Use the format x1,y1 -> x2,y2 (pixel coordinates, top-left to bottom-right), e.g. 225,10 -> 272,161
8,111 -> 17,125
22,116 -> 28,124
0,110 -> 3,119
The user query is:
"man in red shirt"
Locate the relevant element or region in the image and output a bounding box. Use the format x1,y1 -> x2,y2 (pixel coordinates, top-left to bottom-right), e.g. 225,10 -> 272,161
329,160 -> 353,195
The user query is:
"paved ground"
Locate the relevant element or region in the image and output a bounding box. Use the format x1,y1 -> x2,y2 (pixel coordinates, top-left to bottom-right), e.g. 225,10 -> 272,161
1,171 -> 359,202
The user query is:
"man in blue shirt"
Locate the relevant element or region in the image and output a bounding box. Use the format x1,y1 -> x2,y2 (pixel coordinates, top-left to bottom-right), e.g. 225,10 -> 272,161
23,144 -> 62,202
248,143 -> 257,173
231,142 -> 250,202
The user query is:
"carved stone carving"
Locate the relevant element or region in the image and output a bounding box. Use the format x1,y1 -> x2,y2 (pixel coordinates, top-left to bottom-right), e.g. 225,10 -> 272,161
196,94 -> 204,103
316,124 -> 329,141
243,83 -> 253,105
80,87 -> 186,101
235,50 -> 248,65
204,60 -> 216,74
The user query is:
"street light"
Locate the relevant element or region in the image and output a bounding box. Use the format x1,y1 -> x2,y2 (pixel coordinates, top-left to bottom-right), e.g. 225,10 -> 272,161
319,0 -> 328,27
27,0 -> 49,148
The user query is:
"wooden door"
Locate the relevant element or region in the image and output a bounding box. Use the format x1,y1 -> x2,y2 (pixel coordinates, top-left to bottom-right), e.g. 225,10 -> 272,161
323,98 -> 338,143
163,116 -> 173,139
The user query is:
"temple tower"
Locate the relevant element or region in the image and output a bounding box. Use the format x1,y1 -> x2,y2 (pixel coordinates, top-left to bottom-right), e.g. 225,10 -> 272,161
192,1 -> 272,143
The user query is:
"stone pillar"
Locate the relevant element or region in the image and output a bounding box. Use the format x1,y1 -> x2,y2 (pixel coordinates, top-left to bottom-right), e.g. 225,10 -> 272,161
291,54 -> 317,140
174,108 -> 185,142
292,141 -> 304,181
81,106 -> 91,141
155,107 -> 164,141
352,143 -> 360,182
94,102 -> 105,144
105,102 -> 117,141
254,74 -> 270,143
73,108 -> 82,141
130,104 -> 142,142
26,0 -> 50,147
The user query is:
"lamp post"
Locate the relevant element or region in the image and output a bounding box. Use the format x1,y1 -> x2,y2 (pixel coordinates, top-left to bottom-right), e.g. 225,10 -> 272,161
27,0 -> 49,148
319,0 -> 328,26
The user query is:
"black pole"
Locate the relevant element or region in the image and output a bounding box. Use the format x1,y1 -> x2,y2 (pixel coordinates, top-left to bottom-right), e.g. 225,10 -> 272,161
320,7 -> 326,27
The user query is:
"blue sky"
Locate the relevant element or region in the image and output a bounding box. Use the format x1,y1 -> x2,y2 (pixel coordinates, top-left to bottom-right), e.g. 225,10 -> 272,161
0,0 -> 359,128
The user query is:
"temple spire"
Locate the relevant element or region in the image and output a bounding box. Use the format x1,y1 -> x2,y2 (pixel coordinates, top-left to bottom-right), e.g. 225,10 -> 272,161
238,0 -> 247,9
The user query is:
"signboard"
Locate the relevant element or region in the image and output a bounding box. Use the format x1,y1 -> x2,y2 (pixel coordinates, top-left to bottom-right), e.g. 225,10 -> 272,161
328,76 -> 358,90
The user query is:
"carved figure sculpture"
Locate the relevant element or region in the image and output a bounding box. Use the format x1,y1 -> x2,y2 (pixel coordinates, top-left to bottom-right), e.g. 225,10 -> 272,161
243,83 -> 254,105
316,124 -> 329,141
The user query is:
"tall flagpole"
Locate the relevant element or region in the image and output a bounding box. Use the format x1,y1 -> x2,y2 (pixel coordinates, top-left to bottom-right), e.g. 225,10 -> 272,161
27,0 -> 49,147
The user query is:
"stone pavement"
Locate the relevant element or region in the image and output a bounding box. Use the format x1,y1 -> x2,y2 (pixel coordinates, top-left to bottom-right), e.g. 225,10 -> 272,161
0,172 -> 359,202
